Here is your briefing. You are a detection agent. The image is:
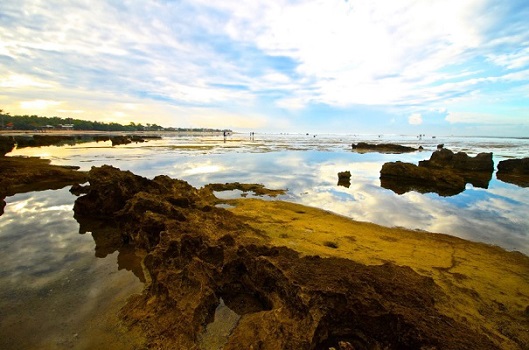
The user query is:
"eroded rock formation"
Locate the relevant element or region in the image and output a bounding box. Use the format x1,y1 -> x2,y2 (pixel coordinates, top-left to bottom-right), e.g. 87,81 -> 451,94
381,149 -> 494,196
73,165 -> 502,349
351,142 -> 418,154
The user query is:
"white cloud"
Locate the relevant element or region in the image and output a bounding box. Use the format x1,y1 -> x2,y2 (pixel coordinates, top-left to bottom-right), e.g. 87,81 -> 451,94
20,99 -> 61,110
214,0 -> 493,107
1,0 -> 529,134
408,113 -> 423,125
445,111 -> 529,125
487,47 -> 529,70
0,75 -> 53,89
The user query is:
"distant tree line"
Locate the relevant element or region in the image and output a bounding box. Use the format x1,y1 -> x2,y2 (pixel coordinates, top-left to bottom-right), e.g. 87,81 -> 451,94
0,110 -> 229,133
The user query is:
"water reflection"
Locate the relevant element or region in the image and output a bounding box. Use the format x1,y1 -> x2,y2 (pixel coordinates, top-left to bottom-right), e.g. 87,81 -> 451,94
76,215 -> 145,282
0,188 -> 144,349
7,135 -> 529,257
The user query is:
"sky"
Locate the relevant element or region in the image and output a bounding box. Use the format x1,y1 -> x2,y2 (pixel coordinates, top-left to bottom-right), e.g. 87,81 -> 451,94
1,0 -> 529,136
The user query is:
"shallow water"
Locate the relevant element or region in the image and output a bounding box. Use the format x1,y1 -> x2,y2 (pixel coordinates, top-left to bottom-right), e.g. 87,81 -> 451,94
2,133 -> 529,348
0,188 -> 145,349
9,133 -> 528,253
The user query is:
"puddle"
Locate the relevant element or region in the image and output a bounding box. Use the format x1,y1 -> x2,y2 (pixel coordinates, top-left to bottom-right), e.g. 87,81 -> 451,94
215,203 -> 236,209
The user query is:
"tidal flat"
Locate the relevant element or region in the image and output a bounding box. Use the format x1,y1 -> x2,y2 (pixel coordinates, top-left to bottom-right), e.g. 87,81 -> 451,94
1,132 -> 529,349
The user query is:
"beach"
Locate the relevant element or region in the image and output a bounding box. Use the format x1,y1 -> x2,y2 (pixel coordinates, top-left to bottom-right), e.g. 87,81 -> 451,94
1,132 -> 528,349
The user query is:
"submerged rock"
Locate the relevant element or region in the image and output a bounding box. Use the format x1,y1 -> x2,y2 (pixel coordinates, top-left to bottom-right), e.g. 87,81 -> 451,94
73,165 -> 506,349
351,142 -> 418,154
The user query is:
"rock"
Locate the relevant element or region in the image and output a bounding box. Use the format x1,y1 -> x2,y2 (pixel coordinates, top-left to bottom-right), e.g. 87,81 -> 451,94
497,158 -> 529,187
337,171 -> 351,188
14,135 -> 77,148
0,156 -> 87,197
70,183 -> 90,196
351,142 -> 418,154
380,161 -> 466,196
204,182 -> 286,197
380,149 -> 494,196
0,136 -> 15,156
497,158 -> 529,175
110,136 -> 132,146
74,166 -> 500,349
419,148 -> 493,172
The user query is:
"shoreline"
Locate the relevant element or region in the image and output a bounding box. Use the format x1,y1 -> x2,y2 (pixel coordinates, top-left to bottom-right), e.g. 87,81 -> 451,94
1,155 -> 529,349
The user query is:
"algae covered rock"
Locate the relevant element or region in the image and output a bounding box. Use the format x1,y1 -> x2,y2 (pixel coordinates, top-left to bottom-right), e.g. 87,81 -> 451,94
73,165 -> 507,349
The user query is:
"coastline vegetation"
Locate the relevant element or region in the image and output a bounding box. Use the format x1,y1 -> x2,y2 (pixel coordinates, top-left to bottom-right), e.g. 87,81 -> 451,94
0,109 -> 229,133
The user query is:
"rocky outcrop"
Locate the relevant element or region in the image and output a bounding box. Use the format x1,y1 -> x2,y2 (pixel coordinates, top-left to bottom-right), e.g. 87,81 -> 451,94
419,148 -> 493,172
337,171 -> 351,188
0,156 -> 87,198
380,161 -> 467,196
381,149 -> 494,196
73,166 -> 501,349
352,142 -> 418,154
110,136 -> 132,146
497,158 -> 529,176
13,135 -> 77,148
0,136 -> 15,156
109,135 -> 160,146
497,158 -> 529,187
0,156 -> 87,217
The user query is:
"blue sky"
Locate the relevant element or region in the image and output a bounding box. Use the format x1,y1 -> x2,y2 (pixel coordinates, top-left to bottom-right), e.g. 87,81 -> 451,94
1,0 -> 529,135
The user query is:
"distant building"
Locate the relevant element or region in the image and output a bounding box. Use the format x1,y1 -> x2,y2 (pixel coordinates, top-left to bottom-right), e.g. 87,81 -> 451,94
57,124 -> 74,130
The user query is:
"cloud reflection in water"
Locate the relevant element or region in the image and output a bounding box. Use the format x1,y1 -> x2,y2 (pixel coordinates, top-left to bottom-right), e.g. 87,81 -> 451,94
7,136 -> 529,255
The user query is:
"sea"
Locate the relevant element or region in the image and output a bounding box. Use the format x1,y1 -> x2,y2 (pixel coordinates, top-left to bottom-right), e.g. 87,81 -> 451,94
1,133 -> 528,349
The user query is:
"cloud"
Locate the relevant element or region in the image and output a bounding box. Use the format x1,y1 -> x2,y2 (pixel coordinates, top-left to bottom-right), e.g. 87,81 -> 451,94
1,0 -> 529,134
445,111 -> 529,125
408,113 -> 423,125
20,99 -> 62,110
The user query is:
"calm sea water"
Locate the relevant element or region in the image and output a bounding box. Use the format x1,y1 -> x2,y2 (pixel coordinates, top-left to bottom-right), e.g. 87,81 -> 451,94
1,133 -> 528,348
